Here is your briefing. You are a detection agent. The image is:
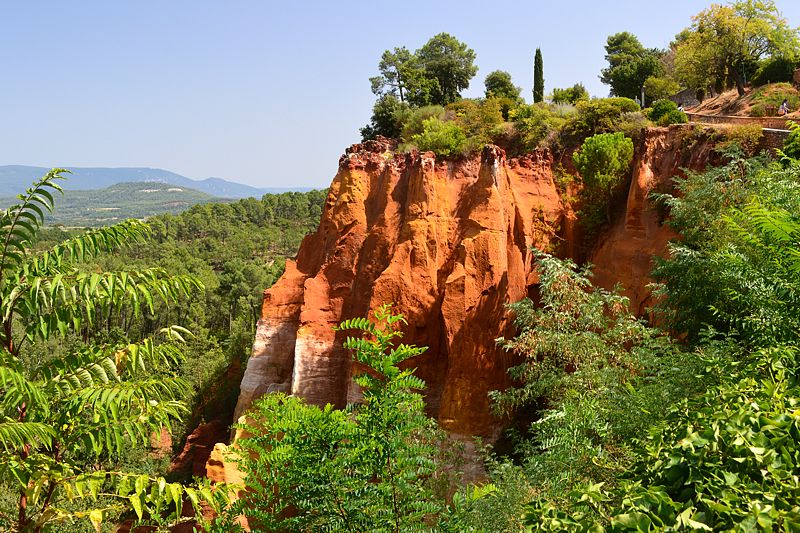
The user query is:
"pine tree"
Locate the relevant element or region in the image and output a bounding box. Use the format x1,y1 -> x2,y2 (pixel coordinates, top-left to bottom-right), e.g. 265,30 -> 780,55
533,48 -> 544,103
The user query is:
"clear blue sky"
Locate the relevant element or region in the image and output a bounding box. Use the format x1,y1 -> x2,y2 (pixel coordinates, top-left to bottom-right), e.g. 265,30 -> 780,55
1,1 -> 799,188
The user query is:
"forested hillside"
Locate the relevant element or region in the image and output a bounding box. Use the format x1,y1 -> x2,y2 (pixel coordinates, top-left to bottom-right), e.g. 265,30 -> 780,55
0,185 -> 325,531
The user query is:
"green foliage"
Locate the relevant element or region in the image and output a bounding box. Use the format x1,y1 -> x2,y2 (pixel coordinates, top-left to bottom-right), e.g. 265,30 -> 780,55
361,94 -> 411,141
411,117 -> 468,157
648,99 -> 688,126
480,253 -> 705,527
230,305 -> 453,531
751,55 -> 798,86
417,33 -> 478,106
511,103 -> 574,151
573,132 -> 634,224
0,171 -> 228,531
565,97 -> 641,139
674,0 -> 800,95
526,344 -> 800,532
484,70 -> 521,100
600,32 -> 664,100
749,82 -> 800,117
651,153 -> 800,343
782,120 -> 800,160
720,123 -> 764,155
643,75 -> 680,102
533,48 -> 544,103
400,105 -> 446,142
447,98 -> 505,149
370,46 -> 434,106
551,83 -> 589,105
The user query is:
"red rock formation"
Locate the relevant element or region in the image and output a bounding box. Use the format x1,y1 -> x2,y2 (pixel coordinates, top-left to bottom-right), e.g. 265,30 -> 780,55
232,126 -> 717,438
233,139 -> 565,437
590,125 -> 716,314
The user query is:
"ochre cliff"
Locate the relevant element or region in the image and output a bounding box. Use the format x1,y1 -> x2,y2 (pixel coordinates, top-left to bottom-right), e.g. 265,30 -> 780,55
230,125 -> 717,439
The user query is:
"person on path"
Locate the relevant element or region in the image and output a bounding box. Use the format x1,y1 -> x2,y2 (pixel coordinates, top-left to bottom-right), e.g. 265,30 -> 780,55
779,99 -> 789,116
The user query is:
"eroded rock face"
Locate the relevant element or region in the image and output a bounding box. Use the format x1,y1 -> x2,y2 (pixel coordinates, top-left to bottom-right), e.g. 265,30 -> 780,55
233,139 -> 565,437
232,126 -> 715,438
589,125 -> 716,315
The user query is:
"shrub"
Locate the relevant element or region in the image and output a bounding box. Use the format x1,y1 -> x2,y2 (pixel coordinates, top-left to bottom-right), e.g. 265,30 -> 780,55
400,105 -> 445,142
720,123 -> 763,155
229,305 -> 452,531
573,132 -> 634,225
411,117 -> 467,157
565,97 -> 640,138
751,56 -> 798,86
511,103 -> 573,151
616,111 -> 652,137
656,108 -> 688,125
782,120 -> 800,160
360,94 -> 411,141
447,98 -> 505,146
647,99 -> 687,126
551,83 -> 589,105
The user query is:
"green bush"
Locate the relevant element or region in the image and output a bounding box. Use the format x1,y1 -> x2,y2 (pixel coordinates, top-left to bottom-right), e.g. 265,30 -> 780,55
656,108 -> 688,125
565,97 -> 640,138
411,117 -> 467,157
783,121 -> 800,160
360,94 -> 411,141
400,105 -> 445,142
751,56 -> 798,86
447,98 -> 505,146
749,82 -> 800,117
227,305 -> 455,531
511,103 -> 574,151
648,99 -> 687,126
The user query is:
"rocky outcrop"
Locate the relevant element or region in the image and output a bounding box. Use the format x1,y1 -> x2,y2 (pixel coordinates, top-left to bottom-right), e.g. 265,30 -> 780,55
231,126 -> 717,439
233,138 -> 566,437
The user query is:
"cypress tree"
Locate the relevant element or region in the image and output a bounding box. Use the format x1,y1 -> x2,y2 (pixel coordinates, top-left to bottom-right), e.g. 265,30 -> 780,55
533,48 -> 544,103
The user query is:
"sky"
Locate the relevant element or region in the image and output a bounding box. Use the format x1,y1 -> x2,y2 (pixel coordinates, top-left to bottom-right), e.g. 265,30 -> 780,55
2,1 -> 800,189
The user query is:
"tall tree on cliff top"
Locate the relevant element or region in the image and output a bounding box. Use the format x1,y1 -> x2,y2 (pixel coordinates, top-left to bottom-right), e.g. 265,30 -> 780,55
416,32 -> 478,105
533,48 -> 544,103
600,32 -> 663,100
369,46 -> 429,104
674,0 -> 800,96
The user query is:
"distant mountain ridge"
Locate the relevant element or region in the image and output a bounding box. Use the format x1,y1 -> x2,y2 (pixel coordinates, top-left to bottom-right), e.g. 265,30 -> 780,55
0,165 -> 309,198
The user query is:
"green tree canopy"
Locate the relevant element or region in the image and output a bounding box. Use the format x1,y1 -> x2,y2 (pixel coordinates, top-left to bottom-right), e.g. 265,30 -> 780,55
416,33 -> 478,105
600,32 -> 664,101
551,83 -> 589,105
0,171 -> 227,531
573,132 -> 634,221
674,0 -> 800,95
484,70 -> 521,100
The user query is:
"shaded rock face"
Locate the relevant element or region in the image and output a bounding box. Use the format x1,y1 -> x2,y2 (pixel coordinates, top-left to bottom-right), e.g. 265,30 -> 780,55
232,126 -> 715,438
590,125 -> 716,315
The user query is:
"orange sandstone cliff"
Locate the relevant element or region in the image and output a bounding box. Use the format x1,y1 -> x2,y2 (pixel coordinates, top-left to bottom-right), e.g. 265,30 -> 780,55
228,125 -> 717,442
